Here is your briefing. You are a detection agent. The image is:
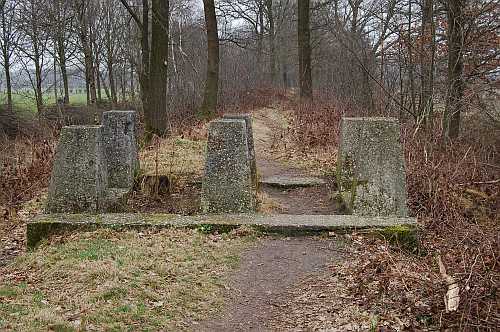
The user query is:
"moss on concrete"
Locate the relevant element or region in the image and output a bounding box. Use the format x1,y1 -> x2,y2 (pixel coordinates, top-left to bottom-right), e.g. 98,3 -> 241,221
378,225 -> 421,254
27,213 -> 418,250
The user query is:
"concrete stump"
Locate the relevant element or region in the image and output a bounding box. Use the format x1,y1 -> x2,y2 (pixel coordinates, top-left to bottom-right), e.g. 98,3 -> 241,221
336,117 -> 408,217
202,119 -> 256,213
46,126 -> 108,213
223,113 -> 257,189
101,110 -> 139,190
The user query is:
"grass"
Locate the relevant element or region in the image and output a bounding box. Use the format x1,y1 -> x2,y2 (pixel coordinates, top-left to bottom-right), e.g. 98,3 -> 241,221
140,137 -> 207,179
0,92 -> 105,113
0,228 -> 255,331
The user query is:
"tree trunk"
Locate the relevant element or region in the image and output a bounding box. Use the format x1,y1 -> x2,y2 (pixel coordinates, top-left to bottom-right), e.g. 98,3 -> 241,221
298,0 -> 312,99
130,59 -> 135,100
121,64 -> 127,102
140,0 -> 150,114
257,0 -> 264,67
200,0 -> 219,117
108,59 -> 117,105
443,0 -> 464,139
3,52 -> 12,112
1,8 -> 12,113
407,0 -> 417,117
33,45 -> 43,113
419,0 -> 435,121
266,0 -> 276,85
146,0 -> 169,136
96,60 -> 103,103
99,71 -> 111,101
81,29 -> 97,105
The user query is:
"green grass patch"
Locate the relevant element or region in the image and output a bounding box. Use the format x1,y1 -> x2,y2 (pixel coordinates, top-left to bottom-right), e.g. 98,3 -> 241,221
0,228 -> 254,331
0,91 -> 108,114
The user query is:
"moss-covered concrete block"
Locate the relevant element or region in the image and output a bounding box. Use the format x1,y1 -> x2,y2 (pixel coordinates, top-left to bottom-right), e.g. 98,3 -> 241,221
337,117 -> 408,217
202,119 -> 256,213
223,114 -> 257,190
46,126 -> 108,213
101,111 -> 139,190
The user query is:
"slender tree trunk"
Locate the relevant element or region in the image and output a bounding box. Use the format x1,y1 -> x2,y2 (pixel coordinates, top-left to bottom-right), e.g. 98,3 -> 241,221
141,0 -> 150,114
108,59 -> 117,105
407,0 -> 417,117
99,71 -> 111,100
298,0 -> 312,99
33,46 -> 44,113
266,0 -> 276,85
130,58 -> 135,100
81,30 -> 97,105
443,0 -> 464,139
0,6 -> 11,112
4,54 -> 12,112
2,44 -> 12,112
53,46 -> 58,103
200,0 -> 219,117
257,0 -> 264,67
419,0 -> 435,121
147,0 -> 169,136
57,37 -> 70,104
120,64 -> 126,102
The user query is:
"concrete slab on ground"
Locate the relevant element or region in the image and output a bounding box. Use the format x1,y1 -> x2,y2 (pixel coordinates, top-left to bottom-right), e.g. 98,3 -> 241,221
27,213 -> 417,249
260,175 -> 327,188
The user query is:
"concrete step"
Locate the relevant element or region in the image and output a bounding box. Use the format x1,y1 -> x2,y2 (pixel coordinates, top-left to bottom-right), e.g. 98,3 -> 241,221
260,175 -> 327,188
27,213 -> 417,249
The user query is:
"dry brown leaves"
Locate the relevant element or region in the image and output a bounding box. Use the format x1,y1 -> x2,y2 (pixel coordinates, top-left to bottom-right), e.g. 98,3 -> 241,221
268,234 -> 442,331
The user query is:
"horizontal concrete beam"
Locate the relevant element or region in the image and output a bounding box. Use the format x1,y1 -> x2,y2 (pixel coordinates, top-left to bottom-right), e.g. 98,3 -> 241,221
27,213 -> 418,249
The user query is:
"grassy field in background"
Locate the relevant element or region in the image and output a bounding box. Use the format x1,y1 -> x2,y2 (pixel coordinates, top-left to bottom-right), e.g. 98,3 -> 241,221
0,92 -> 103,114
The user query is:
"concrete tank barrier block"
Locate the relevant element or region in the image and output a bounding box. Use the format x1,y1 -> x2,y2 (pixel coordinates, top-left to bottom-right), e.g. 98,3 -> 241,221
46,126 -> 108,213
101,110 -> 139,190
337,117 -> 408,217
202,119 -> 256,213
223,113 -> 257,189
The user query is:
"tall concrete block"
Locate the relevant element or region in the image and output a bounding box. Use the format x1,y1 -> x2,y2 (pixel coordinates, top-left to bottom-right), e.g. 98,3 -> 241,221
46,126 -> 108,213
336,117 -> 408,217
202,119 -> 256,213
101,110 -> 139,189
223,113 -> 257,189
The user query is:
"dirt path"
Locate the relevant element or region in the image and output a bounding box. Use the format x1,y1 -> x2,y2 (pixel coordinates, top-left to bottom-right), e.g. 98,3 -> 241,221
196,236 -> 344,331
195,107 -> 345,330
252,107 -> 338,215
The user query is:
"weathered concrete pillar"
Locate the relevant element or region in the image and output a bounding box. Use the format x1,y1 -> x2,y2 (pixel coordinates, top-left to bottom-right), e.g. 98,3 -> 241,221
223,113 -> 257,189
336,117 -> 408,217
46,125 -> 108,213
101,110 -> 139,190
202,119 -> 256,213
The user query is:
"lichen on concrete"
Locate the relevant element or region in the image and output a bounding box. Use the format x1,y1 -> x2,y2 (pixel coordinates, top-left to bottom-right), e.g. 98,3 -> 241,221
201,119 -> 256,213
223,113 -> 257,190
101,110 -> 139,190
46,125 -> 108,214
27,213 -> 417,249
336,117 -> 409,217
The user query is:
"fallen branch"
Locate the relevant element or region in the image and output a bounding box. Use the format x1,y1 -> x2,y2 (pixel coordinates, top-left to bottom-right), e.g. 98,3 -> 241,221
457,179 -> 500,186
438,255 -> 460,312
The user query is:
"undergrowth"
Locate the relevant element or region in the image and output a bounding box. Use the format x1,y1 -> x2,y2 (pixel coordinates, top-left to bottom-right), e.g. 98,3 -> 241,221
282,94 -> 499,330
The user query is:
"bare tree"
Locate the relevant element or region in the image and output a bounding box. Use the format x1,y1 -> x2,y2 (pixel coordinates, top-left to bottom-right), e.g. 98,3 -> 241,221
443,0 -> 465,139
0,0 -> 18,112
419,0 -> 435,121
16,0 -> 50,113
200,0 -> 219,117
147,0 -> 170,136
298,0 -> 312,99
48,0 -> 74,105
